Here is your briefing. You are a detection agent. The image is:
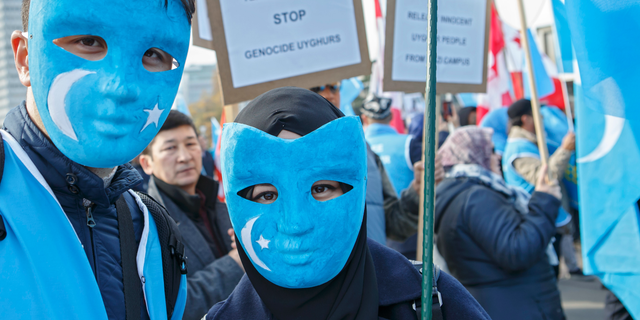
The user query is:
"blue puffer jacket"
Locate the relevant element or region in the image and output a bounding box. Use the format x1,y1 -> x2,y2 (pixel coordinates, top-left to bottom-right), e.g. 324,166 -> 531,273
3,103 -> 149,320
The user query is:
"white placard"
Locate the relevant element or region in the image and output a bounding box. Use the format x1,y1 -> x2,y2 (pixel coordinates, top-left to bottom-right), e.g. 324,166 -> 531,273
197,0 -> 213,41
391,0 -> 488,85
219,0 -> 362,88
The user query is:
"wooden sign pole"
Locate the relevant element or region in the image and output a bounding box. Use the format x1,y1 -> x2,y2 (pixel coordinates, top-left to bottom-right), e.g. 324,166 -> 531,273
517,0 -> 550,169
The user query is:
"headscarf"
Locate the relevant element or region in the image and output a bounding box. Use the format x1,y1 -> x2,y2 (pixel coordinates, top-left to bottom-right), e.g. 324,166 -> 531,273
233,87 -> 379,320
438,127 -> 494,171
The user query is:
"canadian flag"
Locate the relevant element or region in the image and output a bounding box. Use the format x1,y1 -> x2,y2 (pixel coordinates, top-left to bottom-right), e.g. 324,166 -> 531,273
503,22 -> 566,110
476,4 -> 513,124
373,0 -> 406,133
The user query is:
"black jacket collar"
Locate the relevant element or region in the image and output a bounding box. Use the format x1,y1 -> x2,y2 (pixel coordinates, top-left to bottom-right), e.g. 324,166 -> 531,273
3,102 -> 142,207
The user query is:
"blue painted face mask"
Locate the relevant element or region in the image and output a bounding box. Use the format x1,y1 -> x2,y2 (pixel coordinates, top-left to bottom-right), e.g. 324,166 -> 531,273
27,0 -> 191,168
221,116 -> 368,288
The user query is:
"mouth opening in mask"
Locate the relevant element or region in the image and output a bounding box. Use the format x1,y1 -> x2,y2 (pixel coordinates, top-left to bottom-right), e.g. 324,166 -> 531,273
238,181 -> 353,205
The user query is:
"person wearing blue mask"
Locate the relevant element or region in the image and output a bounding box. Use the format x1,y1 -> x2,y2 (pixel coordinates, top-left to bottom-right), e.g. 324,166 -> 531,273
1,0 -> 194,319
204,87 -> 491,320
312,86 -> 440,248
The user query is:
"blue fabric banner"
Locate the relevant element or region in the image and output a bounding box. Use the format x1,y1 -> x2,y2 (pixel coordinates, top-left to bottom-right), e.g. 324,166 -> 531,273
551,0 -> 574,74
566,1 -> 640,316
523,29 -> 556,99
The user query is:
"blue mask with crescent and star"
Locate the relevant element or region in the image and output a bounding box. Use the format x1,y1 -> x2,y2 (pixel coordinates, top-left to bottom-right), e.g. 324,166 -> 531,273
221,116 -> 368,289
27,0 -> 191,168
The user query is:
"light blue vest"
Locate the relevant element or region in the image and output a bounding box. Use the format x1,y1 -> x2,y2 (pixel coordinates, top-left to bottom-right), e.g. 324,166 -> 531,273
0,131 -> 186,320
365,124 -> 414,196
502,137 -> 571,227
365,147 -> 386,245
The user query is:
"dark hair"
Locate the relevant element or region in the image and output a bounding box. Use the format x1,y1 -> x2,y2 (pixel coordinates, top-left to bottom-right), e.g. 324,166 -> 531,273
141,110 -> 197,156
510,115 -> 527,127
22,0 -> 195,31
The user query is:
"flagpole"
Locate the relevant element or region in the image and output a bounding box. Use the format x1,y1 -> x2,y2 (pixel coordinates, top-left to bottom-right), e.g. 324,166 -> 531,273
549,3 -> 575,132
416,93 -> 441,263
517,0 -> 550,170
421,0 -> 438,317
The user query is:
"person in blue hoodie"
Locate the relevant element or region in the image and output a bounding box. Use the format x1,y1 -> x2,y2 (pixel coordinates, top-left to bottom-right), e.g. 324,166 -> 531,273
360,94 -> 414,196
0,0 -> 194,319
205,87 -> 490,320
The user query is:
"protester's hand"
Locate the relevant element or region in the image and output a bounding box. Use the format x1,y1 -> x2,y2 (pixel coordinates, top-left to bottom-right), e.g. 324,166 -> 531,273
228,228 -> 237,249
449,105 -> 460,128
410,156 -> 444,193
228,248 -> 244,271
435,154 -> 445,186
534,164 -> 561,200
411,161 -> 424,193
560,132 -> 576,151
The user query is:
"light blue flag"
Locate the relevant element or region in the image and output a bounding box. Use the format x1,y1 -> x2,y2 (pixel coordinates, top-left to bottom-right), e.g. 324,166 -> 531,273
340,77 -> 364,116
551,0 -> 574,74
456,93 -> 478,107
211,117 -> 221,152
523,29 -> 556,99
172,94 -> 191,117
566,0 -> 640,316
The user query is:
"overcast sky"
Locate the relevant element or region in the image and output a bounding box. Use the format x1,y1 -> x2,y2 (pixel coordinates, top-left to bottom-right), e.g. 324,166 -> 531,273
185,0 -> 555,67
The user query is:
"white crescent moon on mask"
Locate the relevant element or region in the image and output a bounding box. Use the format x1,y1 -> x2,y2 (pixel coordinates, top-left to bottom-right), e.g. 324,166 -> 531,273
241,216 -> 271,271
47,69 -> 95,141
577,78 -> 625,164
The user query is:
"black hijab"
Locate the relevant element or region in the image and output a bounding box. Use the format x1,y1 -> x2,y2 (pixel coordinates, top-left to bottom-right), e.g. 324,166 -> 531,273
458,106 -> 477,127
233,87 -> 379,320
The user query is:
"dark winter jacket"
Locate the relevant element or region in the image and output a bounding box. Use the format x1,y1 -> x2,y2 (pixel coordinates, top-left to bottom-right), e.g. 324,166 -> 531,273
205,239 -> 491,320
435,177 -> 565,320
148,176 -> 243,320
3,103 -> 150,320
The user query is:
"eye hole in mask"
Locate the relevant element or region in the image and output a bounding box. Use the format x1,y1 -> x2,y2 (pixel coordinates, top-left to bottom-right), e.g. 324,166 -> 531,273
53,35 -> 108,61
238,181 -> 353,205
142,48 -> 180,73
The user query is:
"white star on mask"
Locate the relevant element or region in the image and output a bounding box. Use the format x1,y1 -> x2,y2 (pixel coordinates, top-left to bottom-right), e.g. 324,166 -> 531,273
256,235 -> 270,250
140,104 -> 164,133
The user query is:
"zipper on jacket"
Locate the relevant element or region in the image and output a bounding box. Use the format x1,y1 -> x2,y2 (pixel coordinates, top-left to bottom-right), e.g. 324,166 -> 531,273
86,206 -> 97,228
85,204 -> 98,279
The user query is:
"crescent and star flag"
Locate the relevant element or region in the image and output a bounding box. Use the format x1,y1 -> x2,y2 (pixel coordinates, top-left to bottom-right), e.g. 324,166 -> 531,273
566,0 -> 640,316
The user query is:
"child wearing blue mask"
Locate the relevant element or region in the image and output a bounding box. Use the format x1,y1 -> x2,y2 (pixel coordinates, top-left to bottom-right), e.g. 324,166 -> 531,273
1,1 -> 194,319
205,87 -> 491,320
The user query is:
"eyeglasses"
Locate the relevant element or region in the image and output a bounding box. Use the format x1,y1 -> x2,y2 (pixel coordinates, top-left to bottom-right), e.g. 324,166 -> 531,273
310,84 -> 340,93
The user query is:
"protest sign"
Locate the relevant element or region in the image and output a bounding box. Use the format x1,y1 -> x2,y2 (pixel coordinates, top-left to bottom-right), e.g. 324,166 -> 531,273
192,0 -> 215,50
383,0 -> 490,93
208,0 -> 371,105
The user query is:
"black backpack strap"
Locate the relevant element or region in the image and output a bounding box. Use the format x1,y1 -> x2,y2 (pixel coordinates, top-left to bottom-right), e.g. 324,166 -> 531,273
135,191 -> 187,319
0,134 -> 6,241
410,261 -> 444,320
116,195 -> 142,320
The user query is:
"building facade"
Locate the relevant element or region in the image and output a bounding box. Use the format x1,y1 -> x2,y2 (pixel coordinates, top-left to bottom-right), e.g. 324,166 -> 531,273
0,0 -> 26,122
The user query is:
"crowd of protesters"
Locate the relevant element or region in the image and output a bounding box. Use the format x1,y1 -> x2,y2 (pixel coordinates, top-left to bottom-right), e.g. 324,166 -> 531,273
1,0 -> 631,319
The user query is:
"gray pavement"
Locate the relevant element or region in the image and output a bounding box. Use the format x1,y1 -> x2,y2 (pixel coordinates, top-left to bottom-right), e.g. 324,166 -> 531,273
559,277 -> 607,320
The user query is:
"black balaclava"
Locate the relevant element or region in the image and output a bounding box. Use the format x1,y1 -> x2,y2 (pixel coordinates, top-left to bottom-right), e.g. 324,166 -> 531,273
233,87 -> 379,320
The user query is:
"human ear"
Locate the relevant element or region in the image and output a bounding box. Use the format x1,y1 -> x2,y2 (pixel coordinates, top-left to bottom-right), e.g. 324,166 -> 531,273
139,154 -> 154,175
11,30 -> 30,87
